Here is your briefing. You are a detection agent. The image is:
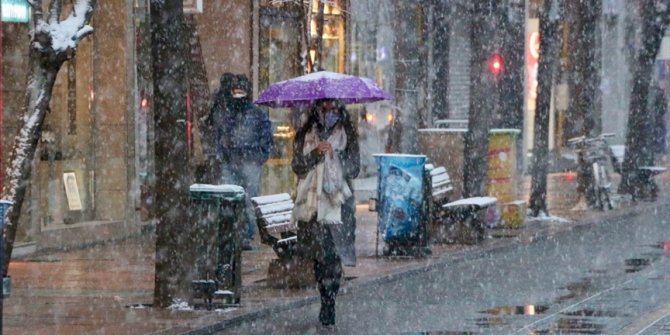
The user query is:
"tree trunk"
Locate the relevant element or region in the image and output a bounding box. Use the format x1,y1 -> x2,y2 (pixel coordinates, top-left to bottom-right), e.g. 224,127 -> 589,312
619,1 -> 670,197
499,0 -> 525,130
463,1 -> 498,197
313,0 -> 325,71
529,0 -> 561,217
3,0 -> 96,275
3,60 -> 60,275
580,0 -> 602,137
392,0 -> 421,154
150,0 -> 191,307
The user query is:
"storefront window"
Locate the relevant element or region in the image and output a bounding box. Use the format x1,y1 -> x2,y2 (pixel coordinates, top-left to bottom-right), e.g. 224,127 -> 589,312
309,0 -> 345,72
39,40 -> 94,227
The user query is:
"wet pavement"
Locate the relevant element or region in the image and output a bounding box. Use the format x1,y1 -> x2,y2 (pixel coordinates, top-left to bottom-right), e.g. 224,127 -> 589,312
220,202 -> 670,334
3,171 -> 670,334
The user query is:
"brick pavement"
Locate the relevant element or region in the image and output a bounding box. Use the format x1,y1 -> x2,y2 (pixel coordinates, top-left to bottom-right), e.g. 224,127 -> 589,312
3,169 -> 670,335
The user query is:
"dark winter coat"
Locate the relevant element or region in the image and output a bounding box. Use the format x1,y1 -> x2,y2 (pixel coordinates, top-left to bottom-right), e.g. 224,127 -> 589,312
210,74 -> 273,165
292,102 -> 360,260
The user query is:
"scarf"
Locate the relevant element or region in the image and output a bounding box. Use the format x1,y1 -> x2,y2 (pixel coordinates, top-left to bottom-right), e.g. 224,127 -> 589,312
293,124 -> 352,224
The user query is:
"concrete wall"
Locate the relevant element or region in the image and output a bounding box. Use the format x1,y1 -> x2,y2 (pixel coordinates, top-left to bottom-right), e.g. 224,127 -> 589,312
447,5 -> 472,120
92,1 -> 134,221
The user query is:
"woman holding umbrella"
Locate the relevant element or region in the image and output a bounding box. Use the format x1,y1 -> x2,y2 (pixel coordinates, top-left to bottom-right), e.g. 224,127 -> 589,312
291,98 -> 360,326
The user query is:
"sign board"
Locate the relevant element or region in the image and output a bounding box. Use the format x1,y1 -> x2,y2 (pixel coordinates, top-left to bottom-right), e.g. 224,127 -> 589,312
63,172 -> 83,211
1,0 -> 30,23
184,0 -> 203,14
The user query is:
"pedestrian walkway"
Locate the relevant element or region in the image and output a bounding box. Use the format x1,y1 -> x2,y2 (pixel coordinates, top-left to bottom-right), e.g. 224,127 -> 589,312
3,170 -> 670,335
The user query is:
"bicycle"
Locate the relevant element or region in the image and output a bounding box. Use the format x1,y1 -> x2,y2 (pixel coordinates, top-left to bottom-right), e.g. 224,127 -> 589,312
567,133 -> 617,210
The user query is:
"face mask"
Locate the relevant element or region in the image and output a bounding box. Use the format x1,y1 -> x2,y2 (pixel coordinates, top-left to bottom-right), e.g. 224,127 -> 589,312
325,111 -> 340,129
229,97 -> 248,112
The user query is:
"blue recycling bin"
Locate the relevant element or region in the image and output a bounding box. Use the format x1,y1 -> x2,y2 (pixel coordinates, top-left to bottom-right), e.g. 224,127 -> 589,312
374,154 -> 427,254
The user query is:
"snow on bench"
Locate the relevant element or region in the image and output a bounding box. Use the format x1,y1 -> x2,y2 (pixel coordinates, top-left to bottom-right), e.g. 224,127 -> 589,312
638,166 -> 667,174
443,196 -> 497,209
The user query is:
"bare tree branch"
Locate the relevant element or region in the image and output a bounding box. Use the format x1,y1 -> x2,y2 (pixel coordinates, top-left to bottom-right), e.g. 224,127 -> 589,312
48,0 -> 63,24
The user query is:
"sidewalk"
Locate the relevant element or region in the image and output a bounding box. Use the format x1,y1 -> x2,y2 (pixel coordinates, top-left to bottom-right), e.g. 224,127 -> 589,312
4,171 -> 670,335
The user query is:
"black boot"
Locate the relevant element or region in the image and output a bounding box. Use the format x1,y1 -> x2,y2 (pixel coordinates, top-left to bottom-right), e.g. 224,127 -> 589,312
319,299 -> 335,326
318,283 -> 338,326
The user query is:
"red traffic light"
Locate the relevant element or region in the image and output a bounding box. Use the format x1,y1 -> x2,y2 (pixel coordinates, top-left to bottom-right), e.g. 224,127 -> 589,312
488,53 -> 504,78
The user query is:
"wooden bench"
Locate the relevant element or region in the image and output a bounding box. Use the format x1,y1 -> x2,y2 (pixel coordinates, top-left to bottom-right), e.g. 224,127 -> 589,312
424,164 -> 455,243
441,196 -> 498,245
250,193 -> 298,259
250,193 -> 314,288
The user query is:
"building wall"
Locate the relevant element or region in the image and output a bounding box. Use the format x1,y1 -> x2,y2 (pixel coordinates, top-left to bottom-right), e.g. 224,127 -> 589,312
198,0 -> 252,93
447,4 -> 472,120
91,1 -> 134,221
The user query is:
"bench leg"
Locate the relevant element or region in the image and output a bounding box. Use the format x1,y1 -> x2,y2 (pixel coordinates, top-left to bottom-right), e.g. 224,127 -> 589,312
452,216 -> 485,245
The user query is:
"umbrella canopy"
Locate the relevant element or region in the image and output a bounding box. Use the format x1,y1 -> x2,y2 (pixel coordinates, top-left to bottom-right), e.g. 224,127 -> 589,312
255,71 -> 393,108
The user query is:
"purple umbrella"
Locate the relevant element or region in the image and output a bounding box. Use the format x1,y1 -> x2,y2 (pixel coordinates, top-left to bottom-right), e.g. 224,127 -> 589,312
255,71 -> 393,108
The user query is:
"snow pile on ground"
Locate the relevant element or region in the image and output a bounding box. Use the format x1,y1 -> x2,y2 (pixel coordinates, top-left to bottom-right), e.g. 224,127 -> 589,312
169,299 -> 193,311
526,211 -> 572,224
215,307 -> 238,313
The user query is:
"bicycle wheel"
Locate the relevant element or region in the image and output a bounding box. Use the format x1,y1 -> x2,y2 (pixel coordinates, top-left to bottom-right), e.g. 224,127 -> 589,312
592,162 -> 604,210
599,164 -> 614,209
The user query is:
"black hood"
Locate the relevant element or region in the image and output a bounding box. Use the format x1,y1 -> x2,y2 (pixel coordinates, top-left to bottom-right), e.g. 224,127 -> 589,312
219,72 -> 237,100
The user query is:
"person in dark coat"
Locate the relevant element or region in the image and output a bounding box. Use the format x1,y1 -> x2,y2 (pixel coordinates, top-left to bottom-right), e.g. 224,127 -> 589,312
651,86 -> 668,156
211,73 -> 274,250
291,98 -> 360,326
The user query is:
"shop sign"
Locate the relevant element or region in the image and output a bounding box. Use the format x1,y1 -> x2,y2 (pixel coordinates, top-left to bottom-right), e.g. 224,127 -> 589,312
2,0 -> 30,23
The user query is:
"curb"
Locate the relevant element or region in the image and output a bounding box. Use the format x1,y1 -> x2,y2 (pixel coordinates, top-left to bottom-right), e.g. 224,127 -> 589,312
174,201 -> 670,335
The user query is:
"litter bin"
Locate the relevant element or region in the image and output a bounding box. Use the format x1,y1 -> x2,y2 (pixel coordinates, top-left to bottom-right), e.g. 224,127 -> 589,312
189,184 -> 245,309
373,154 -> 429,256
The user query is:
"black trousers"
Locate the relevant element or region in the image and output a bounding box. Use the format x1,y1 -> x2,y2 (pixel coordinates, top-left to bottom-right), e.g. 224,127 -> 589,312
297,219 -> 343,305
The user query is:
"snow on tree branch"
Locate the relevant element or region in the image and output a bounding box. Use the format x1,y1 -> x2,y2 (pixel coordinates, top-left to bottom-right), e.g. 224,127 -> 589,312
31,0 -> 95,54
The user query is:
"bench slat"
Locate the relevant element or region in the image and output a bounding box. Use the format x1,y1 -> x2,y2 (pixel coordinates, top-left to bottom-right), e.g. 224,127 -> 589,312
639,166 -> 667,172
266,221 -> 296,234
432,186 -> 454,198
432,173 -> 451,184
430,166 -> 447,176
432,179 -> 452,189
251,193 -> 292,206
257,201 -> 294,216
277,236 -> 298,244
263,211 -> 293,224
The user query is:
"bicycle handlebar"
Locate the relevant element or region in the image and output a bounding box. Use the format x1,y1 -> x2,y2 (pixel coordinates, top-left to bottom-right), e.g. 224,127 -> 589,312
567,133 -> 615,145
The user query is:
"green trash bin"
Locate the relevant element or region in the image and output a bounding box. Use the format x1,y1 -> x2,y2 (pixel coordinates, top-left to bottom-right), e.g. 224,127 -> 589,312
189,184 -> 245,309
